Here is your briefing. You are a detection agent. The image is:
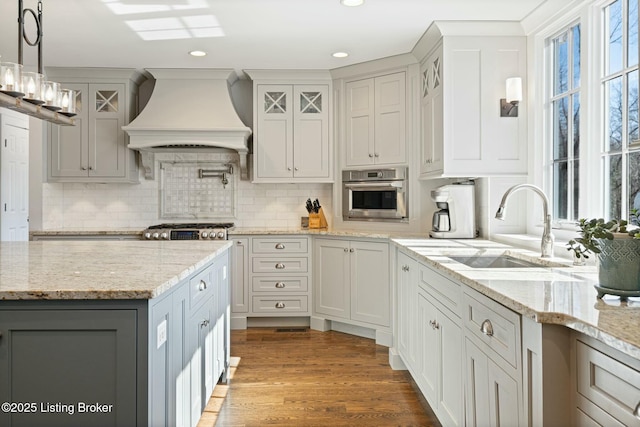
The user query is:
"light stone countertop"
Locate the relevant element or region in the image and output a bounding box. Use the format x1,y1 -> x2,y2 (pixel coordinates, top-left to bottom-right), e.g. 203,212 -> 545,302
0,240 -> 232,300
391,238 -> 640,360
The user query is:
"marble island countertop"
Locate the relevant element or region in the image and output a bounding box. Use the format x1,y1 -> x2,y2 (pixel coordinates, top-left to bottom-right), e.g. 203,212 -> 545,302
0,240 -> 232,300
391,238 -> 640,360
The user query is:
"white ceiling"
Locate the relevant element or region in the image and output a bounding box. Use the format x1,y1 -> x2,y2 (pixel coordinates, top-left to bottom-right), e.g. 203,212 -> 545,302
0,0 -> 561,76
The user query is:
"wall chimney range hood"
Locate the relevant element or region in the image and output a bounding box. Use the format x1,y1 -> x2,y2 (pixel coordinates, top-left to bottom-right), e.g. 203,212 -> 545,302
124,68 -> 252,180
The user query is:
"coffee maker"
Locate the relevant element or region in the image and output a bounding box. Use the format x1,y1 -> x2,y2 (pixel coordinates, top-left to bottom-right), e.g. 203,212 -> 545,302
429,182 -> 476,238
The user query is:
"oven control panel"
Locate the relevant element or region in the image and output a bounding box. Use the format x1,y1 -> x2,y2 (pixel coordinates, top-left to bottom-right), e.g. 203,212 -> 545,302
142,224 -> 231,240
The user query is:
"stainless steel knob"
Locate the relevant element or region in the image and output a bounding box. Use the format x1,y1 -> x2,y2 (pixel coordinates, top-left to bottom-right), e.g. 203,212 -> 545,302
198,280 -> 207,291
349,248 -> 355,253
81,166 -> 87,171
374,153 -> 379,158
344,248 -> 349,252
369,154 -> 374,158
88,166 -> 93,170
275,282 -> 286,288
275,302 -> 285,309
152,232 -> 160,240
275,263 -> 285,269
143,232 -> 152,240
160,232 -> 169,240
275,243 -> 285,249
217,231 -> 225,239
480,319 -> 494,337
201,231 -> 209,238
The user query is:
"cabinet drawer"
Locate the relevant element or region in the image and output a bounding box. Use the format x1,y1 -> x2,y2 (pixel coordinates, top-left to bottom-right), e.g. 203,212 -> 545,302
251,276 -> 308,293
463,288 -> 520,369
252,237 -> 309,254
419,263 -> 462,315
576,339 -> 640,426
251,296 -> 309,314
252,257 -> 308,274
189,264 -> 213,309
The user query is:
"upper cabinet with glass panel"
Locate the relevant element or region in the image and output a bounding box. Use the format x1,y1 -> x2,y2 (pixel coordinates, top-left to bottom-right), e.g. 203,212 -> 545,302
246,70 -> 333,183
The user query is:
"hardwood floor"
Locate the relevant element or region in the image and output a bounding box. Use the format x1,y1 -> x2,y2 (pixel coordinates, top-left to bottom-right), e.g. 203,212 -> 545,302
197,328 -> 442,427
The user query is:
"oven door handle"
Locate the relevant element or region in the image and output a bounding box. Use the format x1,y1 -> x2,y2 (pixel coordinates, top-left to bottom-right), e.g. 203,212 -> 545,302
344,181 -> 403,190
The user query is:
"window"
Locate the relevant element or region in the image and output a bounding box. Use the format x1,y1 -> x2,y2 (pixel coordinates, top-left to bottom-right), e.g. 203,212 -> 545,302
602,0 -> 639,220
548,23 -> 581,222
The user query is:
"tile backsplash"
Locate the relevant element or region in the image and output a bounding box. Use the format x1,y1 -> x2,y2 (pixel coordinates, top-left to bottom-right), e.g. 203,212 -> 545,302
41,152 -> 333,230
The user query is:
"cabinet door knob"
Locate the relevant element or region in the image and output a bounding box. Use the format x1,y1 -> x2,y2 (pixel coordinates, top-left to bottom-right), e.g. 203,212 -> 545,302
294,167 -> 298,171
344,248 -> 349,252
287,167 -> 292,171
236,241 -> 243,245
275,282 -> 286,288
374,153 -> 379,158
434,322 -> 440,330
275,302 -> 285,309
275,263 -> 285,269
369,154 -> 374,158
198,280 -> 207,291
480,319 -> 494,337
275,243 -> 285,249
88,166 -> 93,170
349,248 -> 355,253
81,167 -> 87,171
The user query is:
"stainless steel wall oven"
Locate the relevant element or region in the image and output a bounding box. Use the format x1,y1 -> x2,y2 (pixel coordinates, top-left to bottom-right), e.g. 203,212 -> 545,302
342,167 -> 408,222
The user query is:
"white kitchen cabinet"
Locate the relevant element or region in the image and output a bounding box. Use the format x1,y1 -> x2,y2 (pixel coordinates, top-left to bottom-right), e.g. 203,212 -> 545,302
464,336 -> 521,427
397,251 -> 419,370
574,334 -> 640,426
417,33 -> 527,179
230,237 -> 249,329
247,70 -> 332,183
314,237 -> 390,328
417,264 -> 463,427
248,236 -> 311,317
0,109 -> 29,241
345,72 -> 406,167
462,286 -> 523,427
45,68 -> 142,183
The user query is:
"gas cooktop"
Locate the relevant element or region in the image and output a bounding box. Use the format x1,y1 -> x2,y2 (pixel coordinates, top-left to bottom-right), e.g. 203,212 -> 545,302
142,223 -> 234,240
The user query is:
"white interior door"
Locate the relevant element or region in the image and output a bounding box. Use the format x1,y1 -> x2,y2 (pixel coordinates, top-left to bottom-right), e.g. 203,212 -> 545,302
1,112 -> 29,241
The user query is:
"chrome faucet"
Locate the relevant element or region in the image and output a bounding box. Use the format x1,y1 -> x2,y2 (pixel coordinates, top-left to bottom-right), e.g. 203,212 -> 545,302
495,184 -> 554,258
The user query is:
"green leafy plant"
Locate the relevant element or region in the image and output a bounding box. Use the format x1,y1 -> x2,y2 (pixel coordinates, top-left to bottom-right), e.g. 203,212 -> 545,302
567,209 -> 640,259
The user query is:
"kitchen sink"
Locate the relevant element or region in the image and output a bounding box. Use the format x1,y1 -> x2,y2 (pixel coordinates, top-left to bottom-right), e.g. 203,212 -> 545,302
449,254 -> 549,269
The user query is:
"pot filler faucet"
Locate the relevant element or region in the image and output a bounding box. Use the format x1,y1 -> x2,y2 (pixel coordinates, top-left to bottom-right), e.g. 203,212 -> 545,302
495,184 -> 555,258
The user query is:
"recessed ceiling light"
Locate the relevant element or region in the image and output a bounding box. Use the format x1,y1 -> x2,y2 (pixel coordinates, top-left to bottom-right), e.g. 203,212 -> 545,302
332,52 -> 349,58
189,50 -> 207,57
340,0 -> 364,6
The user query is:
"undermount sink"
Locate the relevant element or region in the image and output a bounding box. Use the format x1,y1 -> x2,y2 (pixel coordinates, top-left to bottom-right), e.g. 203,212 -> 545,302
449,254 -> 549,269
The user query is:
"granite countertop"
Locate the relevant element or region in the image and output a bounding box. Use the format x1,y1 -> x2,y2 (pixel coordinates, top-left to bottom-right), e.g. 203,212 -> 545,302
391,238 -> 640,360
0,240 -> 232,300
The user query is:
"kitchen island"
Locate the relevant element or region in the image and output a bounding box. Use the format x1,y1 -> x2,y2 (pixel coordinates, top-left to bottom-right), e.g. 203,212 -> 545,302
0,240 -> 231,427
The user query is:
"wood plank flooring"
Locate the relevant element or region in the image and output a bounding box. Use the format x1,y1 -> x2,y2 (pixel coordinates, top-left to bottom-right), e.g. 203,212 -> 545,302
197,328 -> 441,427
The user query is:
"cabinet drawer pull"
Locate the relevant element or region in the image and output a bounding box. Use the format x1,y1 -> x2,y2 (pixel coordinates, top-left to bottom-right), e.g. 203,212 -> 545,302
275,282 -> 286,288
198,280 -> 207,291
275,243 -> 285,249
634,401 -> 640,419
200,319 -> 210,328
275,263 -> 285,269
480,319 -> 494,337
275,302 -> 285,309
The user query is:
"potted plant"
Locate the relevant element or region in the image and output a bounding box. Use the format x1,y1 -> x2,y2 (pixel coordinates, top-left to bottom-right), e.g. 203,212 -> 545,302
567,210 -> 640,298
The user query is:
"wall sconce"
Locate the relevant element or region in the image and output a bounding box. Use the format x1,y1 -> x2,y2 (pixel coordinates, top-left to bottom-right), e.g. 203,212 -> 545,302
500,77 -> 522,117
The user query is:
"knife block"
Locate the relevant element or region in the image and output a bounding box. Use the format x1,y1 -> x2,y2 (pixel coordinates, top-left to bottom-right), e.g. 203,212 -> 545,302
309,208 -> 328,229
